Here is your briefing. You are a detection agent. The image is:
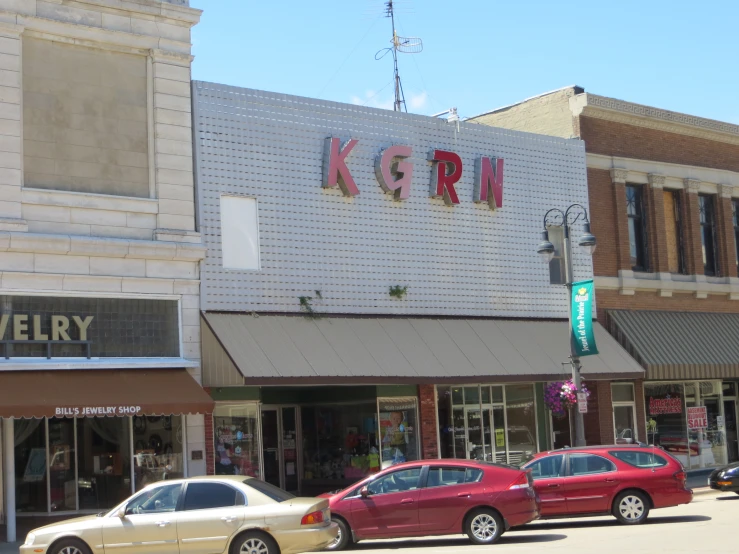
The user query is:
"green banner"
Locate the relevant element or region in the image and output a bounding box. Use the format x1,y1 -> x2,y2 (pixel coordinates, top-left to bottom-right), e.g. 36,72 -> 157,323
571,279 -> 598,357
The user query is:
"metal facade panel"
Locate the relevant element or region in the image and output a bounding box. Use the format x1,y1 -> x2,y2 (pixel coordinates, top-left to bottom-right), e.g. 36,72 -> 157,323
607,310 -> 739,380
193,83 -> 592,317
276,317 -> 349,378
346,319 -> 419,378
436,320 -> 508,377
201,317 -> 244,387
408,319 -> 480,377
377,318 -> 449,378
204,314 -> 279,378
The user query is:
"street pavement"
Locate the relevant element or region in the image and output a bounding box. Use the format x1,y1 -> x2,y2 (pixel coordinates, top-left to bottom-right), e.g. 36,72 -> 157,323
0,490 -> 732,554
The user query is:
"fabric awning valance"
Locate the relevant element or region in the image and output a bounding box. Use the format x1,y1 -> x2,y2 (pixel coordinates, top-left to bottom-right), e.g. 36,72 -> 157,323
0,369 -> 214,419
607,309 -> 739,380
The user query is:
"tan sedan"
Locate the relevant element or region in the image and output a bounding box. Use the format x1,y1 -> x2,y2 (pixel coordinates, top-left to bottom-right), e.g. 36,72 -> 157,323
21,475 -> 338,554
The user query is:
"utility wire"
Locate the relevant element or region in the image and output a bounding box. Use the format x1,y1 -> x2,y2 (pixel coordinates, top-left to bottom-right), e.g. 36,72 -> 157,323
318,16 -> 382,97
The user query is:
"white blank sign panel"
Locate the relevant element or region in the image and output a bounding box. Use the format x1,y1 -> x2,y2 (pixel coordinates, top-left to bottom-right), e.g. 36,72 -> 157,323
220,195 -> 260,270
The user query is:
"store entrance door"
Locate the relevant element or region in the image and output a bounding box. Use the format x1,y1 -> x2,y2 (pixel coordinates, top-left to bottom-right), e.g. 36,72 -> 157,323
724,399 -> 738,464
260,406 -> 301,494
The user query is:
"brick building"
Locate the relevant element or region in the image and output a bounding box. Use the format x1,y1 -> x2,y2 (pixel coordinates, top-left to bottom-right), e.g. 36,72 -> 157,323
470,86 -> 739,472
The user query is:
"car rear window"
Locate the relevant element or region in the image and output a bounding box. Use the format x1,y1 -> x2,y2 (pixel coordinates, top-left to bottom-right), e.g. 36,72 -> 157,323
243,479 -> 295,502
609,450 -> 668,468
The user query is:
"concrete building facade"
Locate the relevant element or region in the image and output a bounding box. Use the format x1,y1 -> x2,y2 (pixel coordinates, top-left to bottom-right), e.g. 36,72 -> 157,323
0,0 -> 211,543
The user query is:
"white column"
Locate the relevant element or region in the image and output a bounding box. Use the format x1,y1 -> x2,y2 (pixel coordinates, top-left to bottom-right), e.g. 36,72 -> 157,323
2,418 -> 15,543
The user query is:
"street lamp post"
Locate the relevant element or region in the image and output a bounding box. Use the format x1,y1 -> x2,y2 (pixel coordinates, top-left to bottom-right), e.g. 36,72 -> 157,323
537,204 -> 597,448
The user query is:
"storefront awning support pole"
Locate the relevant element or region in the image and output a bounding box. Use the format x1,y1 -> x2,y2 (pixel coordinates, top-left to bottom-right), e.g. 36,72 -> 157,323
2,417 -> 15,543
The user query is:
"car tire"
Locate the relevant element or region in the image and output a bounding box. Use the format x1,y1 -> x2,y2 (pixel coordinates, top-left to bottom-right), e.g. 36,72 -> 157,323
326,518 -> 353,551
49,538 -> 92,554
464,508 -> 504,545
613,491 -> 650,524
230,531 -> 279,554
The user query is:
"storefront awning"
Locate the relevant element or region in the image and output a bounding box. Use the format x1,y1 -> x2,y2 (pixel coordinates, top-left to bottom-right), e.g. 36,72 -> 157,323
202,313 -> 644,385
607,310 -> 739,380
0,369 -> 214,419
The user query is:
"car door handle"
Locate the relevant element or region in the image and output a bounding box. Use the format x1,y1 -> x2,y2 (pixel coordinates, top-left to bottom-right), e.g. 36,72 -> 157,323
400,498 -> 414,505
456,492 -> 471,497
605,478 -> 616,482
548,483 -> 560,488
155,521 -> 171,527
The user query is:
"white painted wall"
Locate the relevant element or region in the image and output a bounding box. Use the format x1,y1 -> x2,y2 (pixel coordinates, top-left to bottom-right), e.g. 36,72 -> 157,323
193,84 -> 593,318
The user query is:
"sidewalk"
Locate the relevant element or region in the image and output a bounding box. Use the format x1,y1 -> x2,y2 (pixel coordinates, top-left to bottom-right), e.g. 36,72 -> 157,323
0,542 -> 19,554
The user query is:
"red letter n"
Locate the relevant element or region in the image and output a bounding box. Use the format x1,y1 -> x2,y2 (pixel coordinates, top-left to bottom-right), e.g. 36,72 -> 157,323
428,149 -> 462,206
474,157 -> 504,210
323,137 -> 359,196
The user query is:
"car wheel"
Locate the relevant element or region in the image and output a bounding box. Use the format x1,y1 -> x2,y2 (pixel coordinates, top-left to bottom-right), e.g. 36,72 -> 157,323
49,538 -> 92,554
230,531 -> 279,554
465,508 -> 503,545
326,518 -> 353,551
613,491 -> 650,524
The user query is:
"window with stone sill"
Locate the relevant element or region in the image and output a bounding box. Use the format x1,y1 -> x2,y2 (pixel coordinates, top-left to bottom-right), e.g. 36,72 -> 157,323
733,199 -> 739,275
626,185 -> 649,272
699,195 -> 719,277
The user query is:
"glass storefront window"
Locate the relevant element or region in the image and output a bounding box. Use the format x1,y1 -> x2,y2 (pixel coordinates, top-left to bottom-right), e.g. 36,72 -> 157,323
301,402 -> 380,485
132,416 -> 183,491
48,418 -> 76,511
14,419 -> 47,513
505,385 -> 537,465
213,404 -> 260,478
614,406 -> 636,444
77,417 -> 132,510
437,383 -> 538,466
378,398 -> 419,467
645,381 -> 727,470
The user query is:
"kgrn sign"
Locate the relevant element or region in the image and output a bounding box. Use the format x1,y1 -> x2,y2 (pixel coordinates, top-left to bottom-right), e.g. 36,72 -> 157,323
571,280 -> 598,357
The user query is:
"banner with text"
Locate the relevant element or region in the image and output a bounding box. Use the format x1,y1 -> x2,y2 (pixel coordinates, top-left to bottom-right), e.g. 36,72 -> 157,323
571,279 -> 598,357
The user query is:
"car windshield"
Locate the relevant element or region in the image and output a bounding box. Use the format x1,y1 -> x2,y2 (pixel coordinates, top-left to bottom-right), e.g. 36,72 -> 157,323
243,479 -> 295,502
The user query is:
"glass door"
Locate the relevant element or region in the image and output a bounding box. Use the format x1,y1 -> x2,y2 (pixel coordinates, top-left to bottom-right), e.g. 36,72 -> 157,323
261,408 -> 281,489
281,407 -> 299,494
723,399 -> 738,463
260,406 -> 301,493
465,408 -> 483,461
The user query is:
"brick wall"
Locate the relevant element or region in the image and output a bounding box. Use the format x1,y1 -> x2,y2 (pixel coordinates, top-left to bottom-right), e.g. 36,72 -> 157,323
418,385 -> 439,460
588,168 -> 619,276
583,380 -> 602,445
580,116 -> 739,173
203,387 -> 215,475
596,380 -> 615,445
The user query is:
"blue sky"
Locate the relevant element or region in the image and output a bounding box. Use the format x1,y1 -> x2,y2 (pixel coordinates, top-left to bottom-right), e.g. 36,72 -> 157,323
191,1 -> 738,123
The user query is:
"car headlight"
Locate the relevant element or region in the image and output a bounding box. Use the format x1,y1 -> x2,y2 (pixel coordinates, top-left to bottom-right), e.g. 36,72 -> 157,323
24,533 -> 35,546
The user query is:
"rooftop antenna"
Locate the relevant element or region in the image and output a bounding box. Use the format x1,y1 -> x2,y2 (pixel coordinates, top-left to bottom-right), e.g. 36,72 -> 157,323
375,1 -> 422,112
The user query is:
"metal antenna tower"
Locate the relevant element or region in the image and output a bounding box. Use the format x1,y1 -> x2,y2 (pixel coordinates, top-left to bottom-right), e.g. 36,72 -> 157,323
376,1 -> 422,112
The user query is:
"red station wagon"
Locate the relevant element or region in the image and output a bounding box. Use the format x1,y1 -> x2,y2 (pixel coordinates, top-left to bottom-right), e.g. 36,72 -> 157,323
321,459 -> 539,550
522,445 -> 693,524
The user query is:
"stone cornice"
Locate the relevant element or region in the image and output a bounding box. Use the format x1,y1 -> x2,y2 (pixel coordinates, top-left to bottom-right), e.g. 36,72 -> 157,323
610,168 -> 629,184
570,93 -> 739,146
595,271 -> 739,300
0,232 -> 205,261
34,0 -> 202,25
684,178 -> 702,194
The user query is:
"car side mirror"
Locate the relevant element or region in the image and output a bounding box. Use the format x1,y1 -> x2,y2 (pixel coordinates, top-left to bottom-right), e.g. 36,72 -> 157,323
117,505 -> 127,519
360,486 -> 370,499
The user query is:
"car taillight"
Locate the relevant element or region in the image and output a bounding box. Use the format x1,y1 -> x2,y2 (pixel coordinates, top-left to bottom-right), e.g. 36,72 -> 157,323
508,472 -> 530,490
301,510 -> 325,525
673,471 -> 686,483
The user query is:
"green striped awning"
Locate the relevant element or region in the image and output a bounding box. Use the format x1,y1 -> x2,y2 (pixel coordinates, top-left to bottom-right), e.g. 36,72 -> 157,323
606,310 -> 739,380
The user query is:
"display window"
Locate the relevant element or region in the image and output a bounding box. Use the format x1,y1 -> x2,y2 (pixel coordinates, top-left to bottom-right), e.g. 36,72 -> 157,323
437,384 -> 539,465
213,404 -> 260,478
645,381 -> 727,469
378,398 -> 420,468
13,415 -> 183,515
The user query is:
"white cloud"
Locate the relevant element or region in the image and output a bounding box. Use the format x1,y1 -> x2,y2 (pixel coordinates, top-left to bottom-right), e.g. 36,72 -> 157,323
408,91 -> 428,110
350,89 -> 428,113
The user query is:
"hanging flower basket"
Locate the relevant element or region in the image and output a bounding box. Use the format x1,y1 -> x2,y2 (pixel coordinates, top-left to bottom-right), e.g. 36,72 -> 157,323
544,380 -> 590,418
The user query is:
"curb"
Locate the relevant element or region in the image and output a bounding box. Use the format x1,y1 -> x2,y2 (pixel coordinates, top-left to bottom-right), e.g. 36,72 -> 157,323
692,487 -> 718,495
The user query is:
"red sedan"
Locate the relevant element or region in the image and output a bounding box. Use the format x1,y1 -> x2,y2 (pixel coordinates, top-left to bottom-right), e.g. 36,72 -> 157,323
522,445 -> 692,524
320,459 -> 539,550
